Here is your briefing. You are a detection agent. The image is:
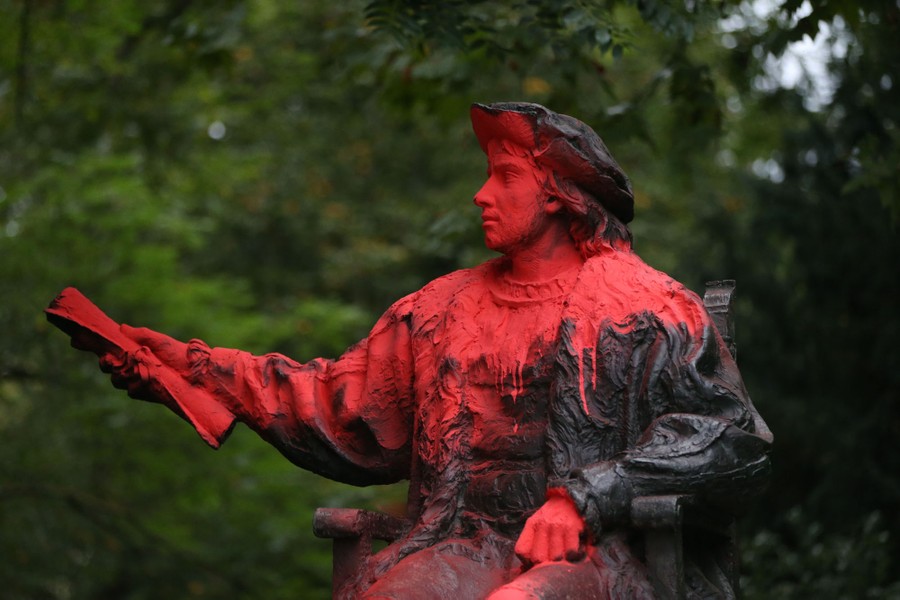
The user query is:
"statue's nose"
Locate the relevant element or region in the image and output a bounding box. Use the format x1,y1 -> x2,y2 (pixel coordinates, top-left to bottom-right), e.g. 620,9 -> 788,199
473,183 -> 493,208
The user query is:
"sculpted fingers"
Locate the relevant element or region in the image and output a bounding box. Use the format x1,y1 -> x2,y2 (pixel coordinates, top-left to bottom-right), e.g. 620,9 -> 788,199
517,516 -> 556,564
549,526 -> 567,562
532,519 -> 551,563
121,325 -> 189,372
98,352 -> 124,374
564,522 -> 584,562
515,518 -> 537,564
517,492 -> 589,566
105,351 -> 143,393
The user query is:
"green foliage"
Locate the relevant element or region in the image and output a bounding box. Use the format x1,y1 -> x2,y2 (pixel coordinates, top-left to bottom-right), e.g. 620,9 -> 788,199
1,0 -> 898,597
742,509 -> 900,599
364,0 -> 631,59
724,1 -> 900,545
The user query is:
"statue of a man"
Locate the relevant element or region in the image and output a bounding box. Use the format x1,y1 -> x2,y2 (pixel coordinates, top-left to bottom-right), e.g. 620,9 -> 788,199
54,103 -> 772,599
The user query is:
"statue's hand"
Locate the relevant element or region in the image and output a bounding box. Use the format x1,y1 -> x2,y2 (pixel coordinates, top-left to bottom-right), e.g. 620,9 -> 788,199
99,326 -> 189,399
514,489 -> 587,567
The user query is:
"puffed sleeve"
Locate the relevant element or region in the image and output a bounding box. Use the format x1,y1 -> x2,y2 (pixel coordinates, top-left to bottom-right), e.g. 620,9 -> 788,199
184,294 -> 418,486
558,317 -> 773,531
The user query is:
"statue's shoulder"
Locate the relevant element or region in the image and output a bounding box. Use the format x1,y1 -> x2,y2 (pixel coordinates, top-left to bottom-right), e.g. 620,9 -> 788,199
387,260 -> 495,320
576,251 -> 707,332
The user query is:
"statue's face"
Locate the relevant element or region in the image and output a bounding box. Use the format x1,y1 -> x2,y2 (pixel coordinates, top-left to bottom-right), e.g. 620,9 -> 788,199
473,146 -> 552,255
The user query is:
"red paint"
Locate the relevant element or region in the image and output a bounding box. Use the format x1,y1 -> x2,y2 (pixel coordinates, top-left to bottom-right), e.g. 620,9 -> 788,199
46,288 -> 236,447
514,488 -> 586,565
475,142 -> 585,283
47,102 -> 770,599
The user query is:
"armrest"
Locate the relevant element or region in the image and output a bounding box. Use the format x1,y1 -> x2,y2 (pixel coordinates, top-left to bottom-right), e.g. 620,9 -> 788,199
630,495 -> 738,600
631,494 -> 734,533
313,508 -> 411,596
313,507 -> 410,543
631,495 -> 690,600
631,494 -> 690,530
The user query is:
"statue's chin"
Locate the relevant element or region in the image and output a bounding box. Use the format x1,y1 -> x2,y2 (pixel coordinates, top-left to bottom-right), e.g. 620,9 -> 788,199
482,234 -> 514,255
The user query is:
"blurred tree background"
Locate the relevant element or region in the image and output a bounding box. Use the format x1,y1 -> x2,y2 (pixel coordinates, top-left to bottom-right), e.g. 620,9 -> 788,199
1,0 -> 898,598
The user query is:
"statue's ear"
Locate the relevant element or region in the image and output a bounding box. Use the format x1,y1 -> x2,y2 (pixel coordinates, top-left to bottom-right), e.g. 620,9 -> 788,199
544,195 -> 565,215
540,170 -> 565,215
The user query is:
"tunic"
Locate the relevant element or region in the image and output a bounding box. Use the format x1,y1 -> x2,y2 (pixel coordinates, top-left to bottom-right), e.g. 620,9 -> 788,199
177,249 -> 772,598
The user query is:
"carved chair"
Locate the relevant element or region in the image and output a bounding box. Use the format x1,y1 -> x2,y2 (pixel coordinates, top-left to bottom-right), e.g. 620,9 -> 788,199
313,280 -> 740,600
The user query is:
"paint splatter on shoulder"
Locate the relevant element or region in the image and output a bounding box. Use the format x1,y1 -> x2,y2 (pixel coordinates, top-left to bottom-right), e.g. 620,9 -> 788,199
569,251 -> 707,336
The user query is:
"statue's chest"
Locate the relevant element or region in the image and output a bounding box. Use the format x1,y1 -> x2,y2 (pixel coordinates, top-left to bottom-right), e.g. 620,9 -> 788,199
446,297 -> 562,459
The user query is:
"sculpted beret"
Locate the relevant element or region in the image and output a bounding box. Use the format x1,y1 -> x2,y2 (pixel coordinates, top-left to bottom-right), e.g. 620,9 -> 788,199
471,102 -> 634,224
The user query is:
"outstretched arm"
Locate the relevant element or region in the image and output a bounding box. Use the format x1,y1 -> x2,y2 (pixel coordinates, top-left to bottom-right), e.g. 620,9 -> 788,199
49,287 -> 418,485
46,288 -> 237,447
179,301 -> 417,485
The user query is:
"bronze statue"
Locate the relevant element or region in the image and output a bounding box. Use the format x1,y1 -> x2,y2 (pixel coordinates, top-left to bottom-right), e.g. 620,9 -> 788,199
48,102 -> 772,599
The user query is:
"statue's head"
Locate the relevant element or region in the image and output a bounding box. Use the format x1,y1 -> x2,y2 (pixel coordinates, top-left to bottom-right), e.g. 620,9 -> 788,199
471,102 -> 633,256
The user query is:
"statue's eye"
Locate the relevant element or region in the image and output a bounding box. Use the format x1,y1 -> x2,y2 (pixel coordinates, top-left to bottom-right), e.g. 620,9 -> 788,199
497,167 -> 519,182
